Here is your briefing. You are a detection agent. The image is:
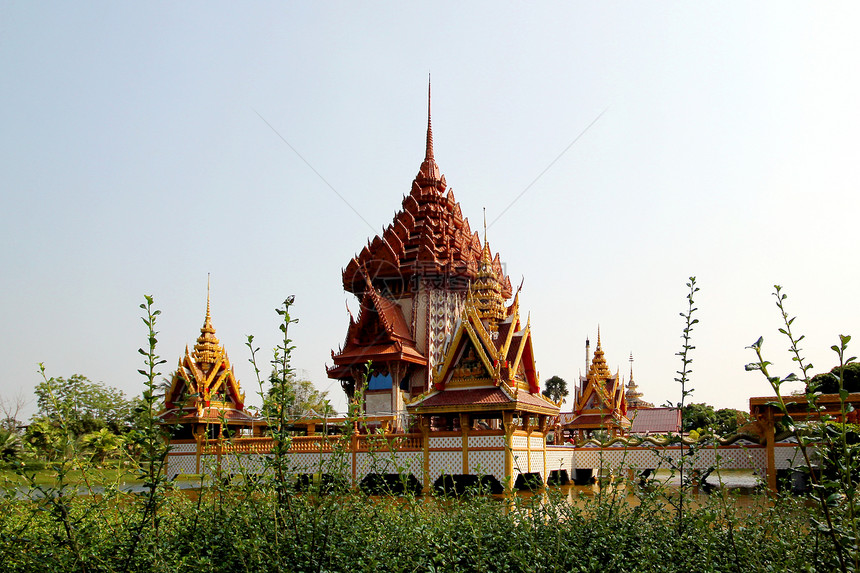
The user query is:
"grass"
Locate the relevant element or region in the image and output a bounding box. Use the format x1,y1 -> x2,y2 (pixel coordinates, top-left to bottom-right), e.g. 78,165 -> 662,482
0,463 -> 145,487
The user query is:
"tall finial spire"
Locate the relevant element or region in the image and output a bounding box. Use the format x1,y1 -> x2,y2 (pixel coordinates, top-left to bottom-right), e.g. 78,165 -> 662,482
470,217 -> 505,332
425,74 -> 434,162
585,337 -> 591,379
629,352 -> 634,383
206,273 -> 211,323
483,207 -> 487,243
195,274 -> 221,365
416,74 -> 441,183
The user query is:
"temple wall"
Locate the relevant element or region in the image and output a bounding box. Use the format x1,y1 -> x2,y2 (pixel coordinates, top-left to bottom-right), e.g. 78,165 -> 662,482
545,448 -> 570,477
166,451 -> 197,476
218,453 -> 269,475
427,451 -> 464,483
772,441 -> 808,470
427,289 -> 465,371
365,392 -> 391,416
547,442 -> 778,476
166,435 -> 802,489
413,285 -> 428,354
166,439 -> 198,476
467,450 -> 504,480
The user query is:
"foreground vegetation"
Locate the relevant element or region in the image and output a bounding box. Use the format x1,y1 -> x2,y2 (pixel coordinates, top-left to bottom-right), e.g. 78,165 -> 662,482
0,476 -> 819,573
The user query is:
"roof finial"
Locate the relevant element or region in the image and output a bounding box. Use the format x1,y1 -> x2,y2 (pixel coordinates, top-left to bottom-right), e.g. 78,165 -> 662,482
416,74 -> 441,183
195,273 -> 221,364
206,273 -> 211,323
629,352 -> 634,382
483,207 -> 487,243
585,337 -> 591,378
425,74 -> 434,162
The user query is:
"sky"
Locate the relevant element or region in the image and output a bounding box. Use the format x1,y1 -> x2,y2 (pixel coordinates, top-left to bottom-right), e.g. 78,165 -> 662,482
2,2 -> 859,421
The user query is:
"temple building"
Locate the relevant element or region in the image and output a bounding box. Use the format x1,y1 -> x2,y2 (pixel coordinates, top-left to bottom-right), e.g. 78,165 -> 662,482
160,91 -> 792,494
327,86 -> 513,428
560,332 -> 631,440
159,289 -> 259,440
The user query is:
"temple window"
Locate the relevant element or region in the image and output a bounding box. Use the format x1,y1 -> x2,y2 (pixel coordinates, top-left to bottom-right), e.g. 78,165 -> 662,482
367,373 -> 394,390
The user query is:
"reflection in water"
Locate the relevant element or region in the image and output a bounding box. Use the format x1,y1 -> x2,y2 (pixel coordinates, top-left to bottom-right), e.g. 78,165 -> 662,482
508,469 -> 766,513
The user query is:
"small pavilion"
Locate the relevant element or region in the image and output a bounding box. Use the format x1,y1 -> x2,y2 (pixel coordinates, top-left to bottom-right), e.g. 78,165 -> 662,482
159,290 -> 260,440
560,333 -> 631,440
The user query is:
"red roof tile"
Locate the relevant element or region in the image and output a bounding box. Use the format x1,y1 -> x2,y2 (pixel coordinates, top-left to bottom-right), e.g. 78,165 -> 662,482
629,408 -> 681,434
418,388 -> 512,407
560,413 -> 630,428
410,386 -> 558,414
159,407 -> 257,424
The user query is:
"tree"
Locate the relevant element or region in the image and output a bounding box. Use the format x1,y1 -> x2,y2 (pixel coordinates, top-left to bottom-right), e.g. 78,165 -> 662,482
23,418 -> 65,460
713,408 -> 751,435
0,392 -> 27,433
542,375 -> 569,404
265,371 -> 335,419
808,362 -> 860,394
682,402 -> 716,433
683,402 -> 750,435
34,374 -> 135,436
0,428 -> 23,461
80,428 -> 123,464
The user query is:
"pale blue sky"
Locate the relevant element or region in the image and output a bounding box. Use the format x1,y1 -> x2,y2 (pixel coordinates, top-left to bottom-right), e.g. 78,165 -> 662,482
2,2 -> 858,419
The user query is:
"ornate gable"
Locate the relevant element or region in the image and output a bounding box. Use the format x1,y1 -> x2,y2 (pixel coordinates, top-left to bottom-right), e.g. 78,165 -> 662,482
410,281 -> 558,416
431,308 -> 498,391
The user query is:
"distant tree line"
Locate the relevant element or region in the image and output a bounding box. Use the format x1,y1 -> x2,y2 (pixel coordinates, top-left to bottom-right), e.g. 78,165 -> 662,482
682,402 -> 751,436
0,370 -> 336,466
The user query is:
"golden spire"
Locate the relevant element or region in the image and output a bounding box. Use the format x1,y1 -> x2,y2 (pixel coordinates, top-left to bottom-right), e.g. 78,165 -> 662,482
588,328 -> 612,381
194,275 -> 222,365
469,225 -> 506,331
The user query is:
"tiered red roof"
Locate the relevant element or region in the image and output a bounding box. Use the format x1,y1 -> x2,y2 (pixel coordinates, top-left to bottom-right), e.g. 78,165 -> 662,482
341,87 -> 511,298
